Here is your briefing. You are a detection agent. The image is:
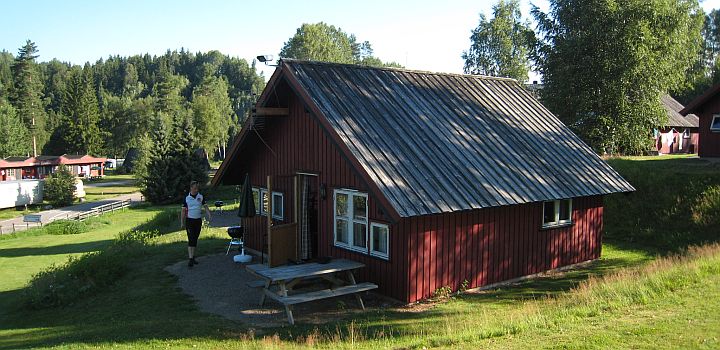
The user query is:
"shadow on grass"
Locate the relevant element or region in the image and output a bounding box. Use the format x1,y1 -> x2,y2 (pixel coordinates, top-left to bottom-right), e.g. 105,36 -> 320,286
0,240 -> 114,258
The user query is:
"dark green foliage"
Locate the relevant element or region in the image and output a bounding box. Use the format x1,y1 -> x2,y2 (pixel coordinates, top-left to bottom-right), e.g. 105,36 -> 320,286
44,165 -> 76,207
279,22 -> 402,67
139,114 -> 208,205
56,64 -> 103,155
605,157 -> 720,252
10,40 -> 46,154
44,220 -> 88,235
0,100 -> 30,157
462,0 -> 534,81
532,1 -> 704,155
0,40 -> 263,160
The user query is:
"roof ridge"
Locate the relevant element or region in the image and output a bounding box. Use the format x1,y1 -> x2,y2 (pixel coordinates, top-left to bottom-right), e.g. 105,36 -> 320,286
281,58 -> 519,83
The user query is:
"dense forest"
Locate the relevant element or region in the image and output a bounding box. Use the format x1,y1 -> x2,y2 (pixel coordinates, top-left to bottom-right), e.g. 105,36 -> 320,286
0,43 -> 265,160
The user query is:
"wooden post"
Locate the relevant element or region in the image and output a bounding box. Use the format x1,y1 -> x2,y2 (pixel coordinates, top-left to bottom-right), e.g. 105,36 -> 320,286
294,175 -> 299,258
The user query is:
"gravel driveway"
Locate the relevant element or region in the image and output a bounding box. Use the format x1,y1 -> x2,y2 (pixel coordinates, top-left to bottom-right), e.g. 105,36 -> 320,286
164,252 -> 395,327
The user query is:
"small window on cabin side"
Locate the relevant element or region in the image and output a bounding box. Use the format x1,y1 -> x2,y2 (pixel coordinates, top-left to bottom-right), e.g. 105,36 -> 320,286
542,199 -> 573,228
370,223 -> 389,259
272,192 -> 283,220
252,188 -> 260,215
711,115 -> 720,132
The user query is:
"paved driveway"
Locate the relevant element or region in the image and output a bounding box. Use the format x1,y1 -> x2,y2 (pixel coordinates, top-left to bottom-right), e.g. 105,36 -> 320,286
0,192 -> 144,234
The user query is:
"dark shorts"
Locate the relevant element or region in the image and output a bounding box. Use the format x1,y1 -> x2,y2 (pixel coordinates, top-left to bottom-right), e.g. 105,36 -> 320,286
186,218 -> 202,247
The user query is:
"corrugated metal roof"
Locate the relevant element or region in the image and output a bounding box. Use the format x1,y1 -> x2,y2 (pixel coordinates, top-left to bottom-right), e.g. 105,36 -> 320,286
661,95 -> 699,128
284,60 -> 634,217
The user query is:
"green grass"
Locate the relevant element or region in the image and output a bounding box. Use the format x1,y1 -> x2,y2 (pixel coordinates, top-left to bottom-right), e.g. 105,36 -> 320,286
0,156 -> 719,349
83,185 -> 140,201
0,204 -> 44,221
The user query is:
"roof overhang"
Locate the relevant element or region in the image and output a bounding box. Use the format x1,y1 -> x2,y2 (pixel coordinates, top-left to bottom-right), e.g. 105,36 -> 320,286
213,61 -> 402,221
681,83 -> 720,115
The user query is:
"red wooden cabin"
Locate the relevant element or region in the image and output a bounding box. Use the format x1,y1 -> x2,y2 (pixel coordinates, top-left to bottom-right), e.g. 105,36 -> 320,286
213,60 -> 634,303
0,154 -> 106,181
655,95 -> 699,155
681,83 -> 720,157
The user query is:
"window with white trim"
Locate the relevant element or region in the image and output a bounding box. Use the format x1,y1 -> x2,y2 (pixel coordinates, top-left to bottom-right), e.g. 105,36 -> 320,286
370,222 -> 389,259
271,192 -> 284,220
542,199 -> 572,228
252,188 -> 260,214
334,189 -> 368,252
711,115 -> 720,132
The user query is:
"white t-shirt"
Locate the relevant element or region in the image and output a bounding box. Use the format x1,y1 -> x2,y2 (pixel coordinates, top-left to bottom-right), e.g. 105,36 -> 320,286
183,192 -> 206,219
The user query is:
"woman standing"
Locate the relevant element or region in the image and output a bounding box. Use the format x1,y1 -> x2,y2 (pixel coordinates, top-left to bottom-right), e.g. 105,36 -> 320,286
180,181 -> 212,267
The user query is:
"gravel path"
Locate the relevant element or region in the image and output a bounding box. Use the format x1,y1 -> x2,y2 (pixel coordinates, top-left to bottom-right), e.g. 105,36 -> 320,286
164,252 -> 396,327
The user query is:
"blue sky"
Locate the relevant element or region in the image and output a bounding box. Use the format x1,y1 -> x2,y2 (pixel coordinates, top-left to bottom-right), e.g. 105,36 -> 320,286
2,0 -> 719,82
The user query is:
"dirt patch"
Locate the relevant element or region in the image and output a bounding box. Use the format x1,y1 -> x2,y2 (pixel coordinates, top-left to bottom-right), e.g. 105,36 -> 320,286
165,253 -> 400,327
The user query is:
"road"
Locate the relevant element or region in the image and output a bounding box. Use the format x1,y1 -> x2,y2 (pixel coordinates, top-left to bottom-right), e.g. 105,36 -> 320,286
0,192 -> 144,235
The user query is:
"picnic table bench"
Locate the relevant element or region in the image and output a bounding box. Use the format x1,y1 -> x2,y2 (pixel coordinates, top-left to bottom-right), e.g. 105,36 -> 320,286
245,259 -> 377,324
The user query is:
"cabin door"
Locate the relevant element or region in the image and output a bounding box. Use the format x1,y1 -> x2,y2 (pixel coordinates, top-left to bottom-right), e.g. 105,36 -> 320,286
296,174 -> 319,260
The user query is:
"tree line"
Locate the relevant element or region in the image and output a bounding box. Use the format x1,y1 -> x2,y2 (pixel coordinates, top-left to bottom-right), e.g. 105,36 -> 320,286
461,0 -> 718,155
0,43 -> 265,160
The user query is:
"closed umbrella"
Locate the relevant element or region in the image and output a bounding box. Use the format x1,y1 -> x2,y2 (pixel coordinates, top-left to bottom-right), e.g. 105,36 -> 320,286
233,173 -> 254,263
237,173 -> 256,218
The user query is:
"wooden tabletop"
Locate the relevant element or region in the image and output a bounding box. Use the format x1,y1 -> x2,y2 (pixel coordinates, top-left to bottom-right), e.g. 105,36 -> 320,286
246,259 -> 365,282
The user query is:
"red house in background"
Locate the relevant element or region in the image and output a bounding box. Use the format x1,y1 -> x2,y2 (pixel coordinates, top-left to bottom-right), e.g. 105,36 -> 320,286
214,60 -> 634,303
681,83 -> 720,157
655,95 -> 699,155
0,154 -> 106,181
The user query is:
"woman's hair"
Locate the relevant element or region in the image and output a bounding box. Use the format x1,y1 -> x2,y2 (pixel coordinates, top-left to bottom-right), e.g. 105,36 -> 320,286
190,180 -> 199,188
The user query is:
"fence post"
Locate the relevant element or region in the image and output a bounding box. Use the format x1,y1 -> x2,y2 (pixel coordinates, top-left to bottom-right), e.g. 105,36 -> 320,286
0,226 -> 3,234
12,223 -> 15,233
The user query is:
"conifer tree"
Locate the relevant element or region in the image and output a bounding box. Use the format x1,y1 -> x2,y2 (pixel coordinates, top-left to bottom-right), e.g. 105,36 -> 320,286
0,100 -> 30,157
11,40 -> 46,155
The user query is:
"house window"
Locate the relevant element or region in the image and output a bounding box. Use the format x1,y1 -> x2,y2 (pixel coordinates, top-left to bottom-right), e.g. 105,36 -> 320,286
370,223 -> 389,259
252,188 -> 261,214
542,199 -> 573,228
272,192 -> 283,220
711,115 -> 720,132
334,189 -> 368,252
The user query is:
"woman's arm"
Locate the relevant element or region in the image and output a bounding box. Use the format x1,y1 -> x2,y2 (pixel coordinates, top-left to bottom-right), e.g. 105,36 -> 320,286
180,206 -> 187,228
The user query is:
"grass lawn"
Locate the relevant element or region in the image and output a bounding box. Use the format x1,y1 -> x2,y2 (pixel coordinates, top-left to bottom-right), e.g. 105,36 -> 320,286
0,204 -> 44,221
0,156 -> 718,349
83,185 -> 140,201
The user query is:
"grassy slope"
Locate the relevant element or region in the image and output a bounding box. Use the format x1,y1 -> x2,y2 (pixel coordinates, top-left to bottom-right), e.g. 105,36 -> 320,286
0,157 -> 718,349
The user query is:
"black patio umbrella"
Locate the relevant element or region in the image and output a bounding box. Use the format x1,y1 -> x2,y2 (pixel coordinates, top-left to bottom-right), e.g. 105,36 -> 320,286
231,173 -> 255,262
237,173 -> 255,218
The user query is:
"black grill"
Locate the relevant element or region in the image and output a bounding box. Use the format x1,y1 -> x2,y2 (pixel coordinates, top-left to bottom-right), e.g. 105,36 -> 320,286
227,226 -> 243,239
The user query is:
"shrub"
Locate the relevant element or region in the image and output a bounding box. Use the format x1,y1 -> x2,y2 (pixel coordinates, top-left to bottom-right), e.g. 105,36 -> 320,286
44,220 -> 88,235
692,185 -> 720,226
44,165 -> 77,207
22,230 -> 152,309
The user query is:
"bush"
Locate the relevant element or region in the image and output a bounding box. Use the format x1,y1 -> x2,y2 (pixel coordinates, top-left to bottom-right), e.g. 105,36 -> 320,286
44,165 -> 77,207
44,220 -> 88,235
22,230 -> 153,309
692,185 -> 720,226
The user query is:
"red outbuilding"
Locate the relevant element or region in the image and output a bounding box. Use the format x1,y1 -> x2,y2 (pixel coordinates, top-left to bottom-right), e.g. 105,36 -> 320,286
654,95 -> 699,155
213,60 -> 634,303
681,83 -> 720,157
0,154 -> 106,181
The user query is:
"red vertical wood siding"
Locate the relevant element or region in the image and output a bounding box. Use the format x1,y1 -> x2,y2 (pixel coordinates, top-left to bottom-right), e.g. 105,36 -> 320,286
236,93 -> 408,301
696,101 -> 720,157
403,196 -> 604,303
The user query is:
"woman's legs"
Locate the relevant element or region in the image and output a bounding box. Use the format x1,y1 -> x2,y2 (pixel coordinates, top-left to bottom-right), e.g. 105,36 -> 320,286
186,218 -> 201,265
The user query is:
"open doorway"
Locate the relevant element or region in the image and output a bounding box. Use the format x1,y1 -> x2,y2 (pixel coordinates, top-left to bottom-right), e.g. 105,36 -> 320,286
296,174 -> 319,261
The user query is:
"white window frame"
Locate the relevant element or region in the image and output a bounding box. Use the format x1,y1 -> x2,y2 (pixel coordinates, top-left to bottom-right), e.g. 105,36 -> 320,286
271,191 -> 284,220
542,199 -> 573,228
711,115 -> 720,132
333,189 -> 368,253
370,222 -> 390,260
252,188 -> 261,215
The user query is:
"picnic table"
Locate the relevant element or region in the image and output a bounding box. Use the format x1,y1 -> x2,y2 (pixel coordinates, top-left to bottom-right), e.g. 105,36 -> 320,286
245,259 -> 378,324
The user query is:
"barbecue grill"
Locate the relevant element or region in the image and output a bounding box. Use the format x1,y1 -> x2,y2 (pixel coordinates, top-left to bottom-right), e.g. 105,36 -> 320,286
227,226 -> 252,263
